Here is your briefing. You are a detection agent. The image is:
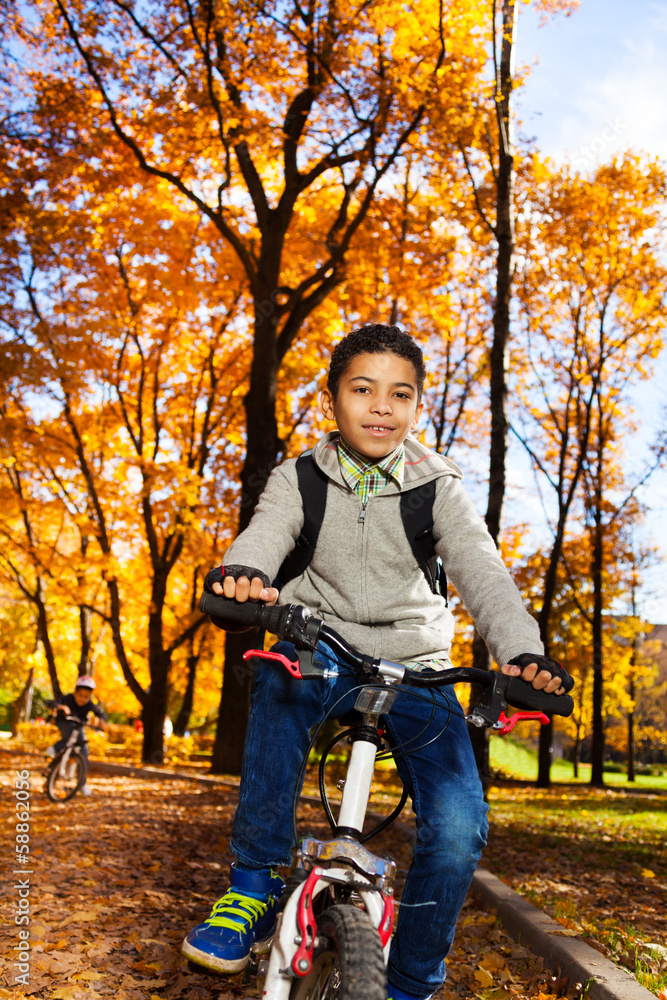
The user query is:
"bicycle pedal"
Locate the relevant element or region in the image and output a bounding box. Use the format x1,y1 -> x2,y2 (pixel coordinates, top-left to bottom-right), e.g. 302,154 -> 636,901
250,935 -> 274,956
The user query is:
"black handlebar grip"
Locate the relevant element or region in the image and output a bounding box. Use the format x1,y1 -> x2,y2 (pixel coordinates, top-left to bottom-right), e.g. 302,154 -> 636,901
199,592 -> 263,630
199,593 -> 288,635
506,676 -> 574,717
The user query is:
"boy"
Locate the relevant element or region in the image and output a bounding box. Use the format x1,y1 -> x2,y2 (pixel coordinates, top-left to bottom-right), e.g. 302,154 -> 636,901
47,675 -> 107,797
183,325 -> 571,999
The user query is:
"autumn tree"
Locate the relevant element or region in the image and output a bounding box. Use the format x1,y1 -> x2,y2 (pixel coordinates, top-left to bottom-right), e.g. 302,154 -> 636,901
7,0 -> 516,770
512,155 -> 667,783
416,0 -> 580,780
627,625 -> 667,766
0,135 -> 259,760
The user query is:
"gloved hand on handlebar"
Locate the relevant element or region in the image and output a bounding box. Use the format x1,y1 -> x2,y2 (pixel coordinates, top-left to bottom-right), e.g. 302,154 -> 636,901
204,565 -> 279,606
500,652 -> 573,697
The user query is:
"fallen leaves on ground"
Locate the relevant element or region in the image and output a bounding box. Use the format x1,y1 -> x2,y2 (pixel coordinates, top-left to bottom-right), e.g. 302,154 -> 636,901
0,753 -> 599,999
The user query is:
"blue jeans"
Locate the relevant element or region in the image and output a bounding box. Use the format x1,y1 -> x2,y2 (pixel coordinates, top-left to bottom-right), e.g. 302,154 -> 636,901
231,641 -> 489,998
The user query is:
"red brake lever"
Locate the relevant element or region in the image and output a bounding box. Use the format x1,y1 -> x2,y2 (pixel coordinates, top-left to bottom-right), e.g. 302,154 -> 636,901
497,710 -> 550,735
242,648 -> 302,678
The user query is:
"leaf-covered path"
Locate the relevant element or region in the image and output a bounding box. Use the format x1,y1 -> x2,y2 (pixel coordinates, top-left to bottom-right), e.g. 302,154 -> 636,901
0,754 -> 601,1000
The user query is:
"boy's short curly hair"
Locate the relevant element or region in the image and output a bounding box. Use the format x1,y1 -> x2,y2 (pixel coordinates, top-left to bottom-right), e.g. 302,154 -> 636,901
327,324 -> 425,401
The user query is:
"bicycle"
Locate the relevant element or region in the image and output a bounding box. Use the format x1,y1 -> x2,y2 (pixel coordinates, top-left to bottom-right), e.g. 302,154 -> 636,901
198,592 -> 574,1000
45,717 -> 91,802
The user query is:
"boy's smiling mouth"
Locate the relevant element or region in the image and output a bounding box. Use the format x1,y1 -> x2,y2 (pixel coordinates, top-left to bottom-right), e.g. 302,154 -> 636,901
363,424 -> 396,435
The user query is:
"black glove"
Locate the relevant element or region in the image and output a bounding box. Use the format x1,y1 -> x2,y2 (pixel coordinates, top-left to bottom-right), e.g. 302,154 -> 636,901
508,653 -> 574,693
204,564 -> 271,593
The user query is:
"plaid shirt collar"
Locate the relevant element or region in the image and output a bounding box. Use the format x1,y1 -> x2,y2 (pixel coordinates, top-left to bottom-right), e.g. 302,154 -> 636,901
337,437 -> 405,504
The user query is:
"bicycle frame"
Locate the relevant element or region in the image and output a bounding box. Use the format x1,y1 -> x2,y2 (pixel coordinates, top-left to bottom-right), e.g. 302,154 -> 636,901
58,721 -> 86,760
197,595 -> 573,999
47,719 -> 89,797
263,692 -> 396,995
244,649 -> 544,999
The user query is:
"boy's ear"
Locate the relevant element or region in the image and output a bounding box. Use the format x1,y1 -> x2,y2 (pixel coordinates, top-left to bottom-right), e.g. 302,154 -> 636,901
320,387 -> 336,422
411,400 -> 424,428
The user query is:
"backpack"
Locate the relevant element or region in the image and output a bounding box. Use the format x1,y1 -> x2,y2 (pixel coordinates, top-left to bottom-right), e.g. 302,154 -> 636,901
278,452 -> 448,603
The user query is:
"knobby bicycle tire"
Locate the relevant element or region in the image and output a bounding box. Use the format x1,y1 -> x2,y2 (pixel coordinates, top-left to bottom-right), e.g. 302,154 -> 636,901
288,904 -> 385,1000
46,749 -> 86,802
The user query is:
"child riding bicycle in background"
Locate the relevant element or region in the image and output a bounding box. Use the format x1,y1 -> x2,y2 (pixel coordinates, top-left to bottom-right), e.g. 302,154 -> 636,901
47,675 -> 107,797
183,324 -> 573,1000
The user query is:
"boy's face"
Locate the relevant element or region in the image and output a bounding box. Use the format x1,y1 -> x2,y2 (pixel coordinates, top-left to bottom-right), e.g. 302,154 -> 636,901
321,351 -> 423,459
74,689 -> 92,707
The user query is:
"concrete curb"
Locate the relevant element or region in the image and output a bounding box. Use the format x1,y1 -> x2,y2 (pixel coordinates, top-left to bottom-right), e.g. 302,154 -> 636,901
472,867 -> 655,1000
88,760 -> 655,1000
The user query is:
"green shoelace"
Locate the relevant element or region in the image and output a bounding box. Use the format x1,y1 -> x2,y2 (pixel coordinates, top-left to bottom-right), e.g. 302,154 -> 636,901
205,891 -> 270,932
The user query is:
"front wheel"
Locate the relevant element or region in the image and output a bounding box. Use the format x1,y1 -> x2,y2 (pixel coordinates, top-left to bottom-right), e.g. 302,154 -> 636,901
46,749 -> 86,802
288,904 -> 386,1000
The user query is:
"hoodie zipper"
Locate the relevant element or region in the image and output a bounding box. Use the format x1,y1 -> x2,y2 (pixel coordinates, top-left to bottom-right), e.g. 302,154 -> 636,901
357,498 -> 370,623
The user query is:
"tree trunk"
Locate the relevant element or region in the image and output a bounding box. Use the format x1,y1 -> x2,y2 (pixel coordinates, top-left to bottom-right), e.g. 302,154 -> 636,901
467,633 -> 492,786
78,534 -> 93,675
11,668 -> 35,736
627,676 -> 635,783
139,570 -> 171,763
36,590 -> 62,701
174,647 -> 198,737
535,533 -> 565,788
590,509 -> 605,787
212,627 -> 262,774
468,0 -> 517,784
78,603 -> 93,676
141,664 -> 170,765
214,289 -> 282,774
627,586 -> 639,783
536,719 -> 553,788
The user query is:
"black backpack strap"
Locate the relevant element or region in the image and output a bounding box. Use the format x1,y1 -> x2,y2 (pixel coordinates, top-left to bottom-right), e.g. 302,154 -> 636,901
278,454 -> 447,602
399,481 -> 448,604
277,452 -> 329,588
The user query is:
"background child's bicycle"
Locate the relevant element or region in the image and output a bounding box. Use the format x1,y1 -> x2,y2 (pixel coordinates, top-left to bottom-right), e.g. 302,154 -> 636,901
197,595 -> 574,1000
45,718 -> 91,802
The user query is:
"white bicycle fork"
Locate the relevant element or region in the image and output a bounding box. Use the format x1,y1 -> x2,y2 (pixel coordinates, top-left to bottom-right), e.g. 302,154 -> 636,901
261,732 -> 393,999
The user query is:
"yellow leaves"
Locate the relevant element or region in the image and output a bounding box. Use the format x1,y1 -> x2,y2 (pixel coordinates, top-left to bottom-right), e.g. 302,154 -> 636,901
641,868 -> 656,879
50,989 -> 95,1000
470,947 -> 514,993
463,911 -> 497,927
478,950 -> 510,972
60,908 -> 109,926
475,966 -> 495,988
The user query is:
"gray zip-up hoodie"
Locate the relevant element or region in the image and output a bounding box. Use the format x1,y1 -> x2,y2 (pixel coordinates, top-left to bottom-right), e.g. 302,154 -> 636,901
224,431 -> 543,665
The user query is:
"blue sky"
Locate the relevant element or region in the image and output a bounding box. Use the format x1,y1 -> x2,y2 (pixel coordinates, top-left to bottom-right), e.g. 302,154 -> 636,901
506,0 -> 667,623
516,0 -> 667,164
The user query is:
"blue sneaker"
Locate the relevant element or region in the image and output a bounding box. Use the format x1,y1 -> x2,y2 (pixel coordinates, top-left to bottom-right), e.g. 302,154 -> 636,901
182,863 -> 284,973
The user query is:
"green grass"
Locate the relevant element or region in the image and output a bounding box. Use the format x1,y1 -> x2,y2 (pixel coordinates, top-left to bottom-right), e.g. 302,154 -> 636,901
485,783 -> 667,997
490,733 -> 667,789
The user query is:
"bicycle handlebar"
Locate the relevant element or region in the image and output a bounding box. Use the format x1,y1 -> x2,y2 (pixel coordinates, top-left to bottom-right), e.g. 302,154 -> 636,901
199,593 -> 271,626
200,593 -> 574,719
